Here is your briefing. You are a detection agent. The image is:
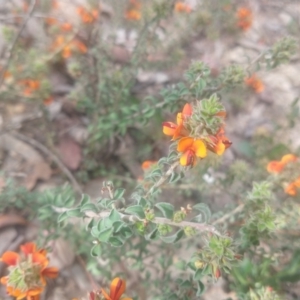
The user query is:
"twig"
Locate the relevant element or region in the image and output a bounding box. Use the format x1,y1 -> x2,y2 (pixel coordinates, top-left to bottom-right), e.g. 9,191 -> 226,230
246,51 -> 266,72
52,207 -> 221,236
12,132 -> 83,194
76,254 -> 98,290
145,161 -> 180,198
0,0 -> 37,87
213,203 -> 244,225
153,217 -> 221,236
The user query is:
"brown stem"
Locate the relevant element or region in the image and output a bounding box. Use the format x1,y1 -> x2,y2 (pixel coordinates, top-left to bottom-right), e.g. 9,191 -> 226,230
145,161 -> 180,198
0,0 -> 37,87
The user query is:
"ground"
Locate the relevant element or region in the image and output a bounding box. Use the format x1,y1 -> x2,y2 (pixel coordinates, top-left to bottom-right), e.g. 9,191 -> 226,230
0,0 -> 299,299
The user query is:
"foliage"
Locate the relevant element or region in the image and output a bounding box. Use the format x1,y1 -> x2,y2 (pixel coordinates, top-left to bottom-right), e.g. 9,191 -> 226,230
0,1 -> 299,300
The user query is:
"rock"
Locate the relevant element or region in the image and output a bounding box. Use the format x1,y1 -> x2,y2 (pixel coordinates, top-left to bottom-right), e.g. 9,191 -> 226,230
47,238 -> 76,270
0,227 -> 18,255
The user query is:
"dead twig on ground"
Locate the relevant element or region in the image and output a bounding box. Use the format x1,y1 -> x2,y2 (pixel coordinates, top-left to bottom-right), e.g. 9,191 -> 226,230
0,0 -> 37,87
12,132 -> 83,194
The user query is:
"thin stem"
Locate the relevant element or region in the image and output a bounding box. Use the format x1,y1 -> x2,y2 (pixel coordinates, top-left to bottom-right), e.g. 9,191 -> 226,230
213,203 -> 244,225
0,0 -> 37,87
52,207 -> 221,236
154,217 -> 221,236
13,132 -> 83,194
145,161 -> 180,198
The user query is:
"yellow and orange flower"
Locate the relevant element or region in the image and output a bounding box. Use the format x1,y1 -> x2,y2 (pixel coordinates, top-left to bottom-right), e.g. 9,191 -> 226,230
267,154 -> 299,196
125,0 -> 141,21
207,127 -> 232,156
19,79 -> 40,96
163,103 -> 192,140
77,6 -> 99,23
101,278 -> 132,300
177,137 -> 207,166
245,74 -> 264,93
236,7 -> 253,31
52,36 -> 87,58
0,242 -> 58,300
174,2 -> 192,13
267,154 -> 297,174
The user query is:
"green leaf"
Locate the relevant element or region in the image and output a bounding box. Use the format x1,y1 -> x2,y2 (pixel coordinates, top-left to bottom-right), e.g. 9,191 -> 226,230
109,209 -> 121,223
160,229 -> 184,243
112,221 -> 124,232
145,228 -> 159,241
179,280 -> 192,288
125,205 -> 145,218
114,188 -> 125,199
196,280 -> 205,296
194,269 -> 204,280
80,203 -> 98,213
79,194 -> 90,206
98,227 -> 114,242
66,208 -> 82,217
118,226 -> 133,239
97,218 -> 113,231
137,197 -> 147,207
109,236 -> 124,247
192,203 -> 211,222
57,212 -> 68,223
86,218 -> 96,230
90,244 -> 102,257
169,172 -> 182,183
155,202 -> 174,219
90,226 -> 100,238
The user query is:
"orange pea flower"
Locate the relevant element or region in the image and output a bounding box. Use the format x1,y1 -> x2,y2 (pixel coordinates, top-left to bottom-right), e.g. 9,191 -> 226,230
73,40 -> 88,54
0,242 -> 58,300
245,74 -> 264,93
267,154 -> 298,174
177,137 -> 207,166
267,161 -> 284,174
45,18 -> 57,26
20,79 -> 40,96
207,127 -> 232,155
174,2 -> 192,13
285,176 -> 300,196
61,22 -> 73,32
285,182 -> 297,196
52,36 -> 87,58
101,278 -> 132,300
281,154 -> 297,165
142,160 -> 157,170
77,6 -> 99,23
163,103 -> 192,140
125,0 -> 141,21
236,7 -> 253,31
43,96 -> 54,106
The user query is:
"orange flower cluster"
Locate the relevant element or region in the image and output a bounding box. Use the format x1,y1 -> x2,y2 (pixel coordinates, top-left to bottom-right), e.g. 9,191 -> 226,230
174,2 -> 192,13
163,103 -> 231,167
77,6 -> 99,23
125,0 -> 141,21
101,278 -> 132,300
0,242 -> 58,300
52,35 -> 87,58
236,7 -> 253,31
60,22 -> 73,32
73,278 -> 131,300
245,74 -> 264,93
267,154 -> 300,196
19,79 -> 40,96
